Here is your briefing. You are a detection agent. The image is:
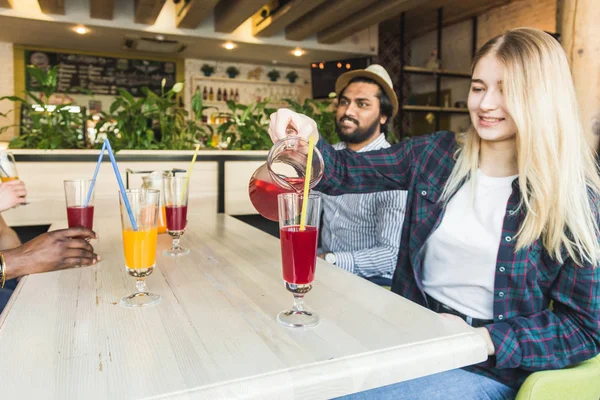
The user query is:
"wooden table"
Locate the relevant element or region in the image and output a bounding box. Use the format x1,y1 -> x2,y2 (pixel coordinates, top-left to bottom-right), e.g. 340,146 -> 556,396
0,213 -> 487,399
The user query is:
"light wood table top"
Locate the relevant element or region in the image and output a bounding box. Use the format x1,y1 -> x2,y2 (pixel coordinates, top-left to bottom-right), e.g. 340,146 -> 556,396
0,213 -> 487,399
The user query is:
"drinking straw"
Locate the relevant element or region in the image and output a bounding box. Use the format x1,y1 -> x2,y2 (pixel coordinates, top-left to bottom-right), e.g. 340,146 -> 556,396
0,151 -> 15,179
84,140 -> 107,207
299,136 -> 315,231
104,139 -> 138,231
0,164 -> 10,178
180,144 -> 200,203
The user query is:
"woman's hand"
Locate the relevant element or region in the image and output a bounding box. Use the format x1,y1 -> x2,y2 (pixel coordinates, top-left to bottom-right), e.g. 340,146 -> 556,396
439,313 -> 496,356
0,180 -> 27,212
268,108 -> 319,143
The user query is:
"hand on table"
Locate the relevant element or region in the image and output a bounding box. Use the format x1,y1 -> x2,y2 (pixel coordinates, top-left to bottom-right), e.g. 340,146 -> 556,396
3,227 -> 100,280
439,313 -> 496,356
268,108 -> 319,144
0,180 -> 27,211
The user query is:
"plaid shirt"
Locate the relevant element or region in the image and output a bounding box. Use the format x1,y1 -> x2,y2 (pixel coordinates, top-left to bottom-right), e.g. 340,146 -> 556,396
315,131 -> 600,389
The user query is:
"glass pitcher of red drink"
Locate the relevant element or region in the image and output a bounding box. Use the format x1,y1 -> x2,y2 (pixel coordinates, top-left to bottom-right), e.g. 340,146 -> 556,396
142,170 -> 172,234
249,136 -> 324,221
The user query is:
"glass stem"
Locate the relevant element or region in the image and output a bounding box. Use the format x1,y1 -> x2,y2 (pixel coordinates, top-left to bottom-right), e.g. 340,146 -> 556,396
172,235 -> 181,250
136,278 -> 148,294
292,295 -> 305,312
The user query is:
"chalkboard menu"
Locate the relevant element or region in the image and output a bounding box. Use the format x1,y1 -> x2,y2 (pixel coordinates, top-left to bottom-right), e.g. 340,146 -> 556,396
25,50 -> 177,96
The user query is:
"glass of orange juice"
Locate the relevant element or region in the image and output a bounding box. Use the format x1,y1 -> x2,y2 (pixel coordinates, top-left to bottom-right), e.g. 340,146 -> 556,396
0,151 -> 26,207
119,189 -> 161,308
0,151 -> 18,182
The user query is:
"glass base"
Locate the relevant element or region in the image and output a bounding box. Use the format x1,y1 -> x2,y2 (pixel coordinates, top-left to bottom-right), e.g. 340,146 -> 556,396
163,247 -> 190,256
277,309 -> 319,328
120,292 -> 162,307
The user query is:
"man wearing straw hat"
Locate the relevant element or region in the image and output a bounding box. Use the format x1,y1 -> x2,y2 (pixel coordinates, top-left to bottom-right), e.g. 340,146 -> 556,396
317,64 -> 407,287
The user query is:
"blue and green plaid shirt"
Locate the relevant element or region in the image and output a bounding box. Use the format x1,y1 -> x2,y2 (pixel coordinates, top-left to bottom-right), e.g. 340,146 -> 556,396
315,131 -> 600,389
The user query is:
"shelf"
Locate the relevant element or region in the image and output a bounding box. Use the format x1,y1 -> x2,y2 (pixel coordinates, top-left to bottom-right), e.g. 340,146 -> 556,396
403,66 -> 471,78
202,100 -> 233,106
201,100 -> 291,108
193,76 -> 307,86
402,105 -> 469,114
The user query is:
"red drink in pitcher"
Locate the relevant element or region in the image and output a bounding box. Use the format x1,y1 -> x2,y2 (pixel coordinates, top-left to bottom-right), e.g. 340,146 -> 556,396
249,177 -> 305,222
67,206 -> 95,229
280,225 -> 318,285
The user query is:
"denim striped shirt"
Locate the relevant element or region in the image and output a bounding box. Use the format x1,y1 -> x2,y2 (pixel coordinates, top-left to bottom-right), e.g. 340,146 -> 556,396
315,131 -> 600,390
318,134 -> 408,280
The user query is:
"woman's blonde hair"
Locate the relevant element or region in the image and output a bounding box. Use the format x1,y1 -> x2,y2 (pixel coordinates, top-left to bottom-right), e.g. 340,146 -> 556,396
440,27 -> 600,266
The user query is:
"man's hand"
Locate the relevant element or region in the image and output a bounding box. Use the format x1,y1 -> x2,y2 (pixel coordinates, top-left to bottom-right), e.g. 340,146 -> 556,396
439,313 -> 496,356
3,227 -> 99,280
0,180 -> 27,212
268,108 -> 319,143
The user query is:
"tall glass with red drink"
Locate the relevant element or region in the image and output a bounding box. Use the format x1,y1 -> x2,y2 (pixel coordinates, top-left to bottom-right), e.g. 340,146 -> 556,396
277,192 -> 321,328
162,176 -> 190,256
63,179 -> 95,229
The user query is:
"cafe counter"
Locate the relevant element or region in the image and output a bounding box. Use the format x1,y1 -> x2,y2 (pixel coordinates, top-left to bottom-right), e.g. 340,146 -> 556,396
3,149 -> 268,227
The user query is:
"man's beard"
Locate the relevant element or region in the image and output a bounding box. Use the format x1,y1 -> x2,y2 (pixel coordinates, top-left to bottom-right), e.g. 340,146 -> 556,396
336,116 -> 380,144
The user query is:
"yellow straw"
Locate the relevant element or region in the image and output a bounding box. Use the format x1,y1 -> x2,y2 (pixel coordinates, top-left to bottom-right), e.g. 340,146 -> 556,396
180,144 -> 200,203
299,136 -> 315,231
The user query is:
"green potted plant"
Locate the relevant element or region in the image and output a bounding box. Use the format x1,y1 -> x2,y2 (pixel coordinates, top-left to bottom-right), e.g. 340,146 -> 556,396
216,100 -> 275,150
0,65 -> 87,149
201,64 -> 215,77
95,79 -> 213,151
285,71 -> 299,83
226,66 -> 240,79
267,69 -> 280,82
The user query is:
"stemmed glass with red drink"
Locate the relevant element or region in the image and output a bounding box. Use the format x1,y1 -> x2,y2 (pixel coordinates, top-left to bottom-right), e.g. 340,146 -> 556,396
277,192 -> 321,328
63,179 -> 95,230
162,176 -> 190,256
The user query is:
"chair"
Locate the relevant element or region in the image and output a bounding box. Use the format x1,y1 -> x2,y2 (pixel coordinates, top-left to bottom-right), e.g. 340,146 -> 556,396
515,354 -> 600,400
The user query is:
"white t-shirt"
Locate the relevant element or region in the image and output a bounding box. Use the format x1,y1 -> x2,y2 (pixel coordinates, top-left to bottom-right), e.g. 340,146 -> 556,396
422,169 -> 518,320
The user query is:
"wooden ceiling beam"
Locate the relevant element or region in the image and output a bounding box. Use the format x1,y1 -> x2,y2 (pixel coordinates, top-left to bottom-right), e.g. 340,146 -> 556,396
405,0 -> 510,39
90,0 -> 115,20
175,0 -> 219,29
134,0 -> 166,25
0,0 -> 14,9
286,0 -> 378,41
214,0 -> 264,33
253,0 -> 326,38
37,0 -> 65,15
317,0 -> 424,44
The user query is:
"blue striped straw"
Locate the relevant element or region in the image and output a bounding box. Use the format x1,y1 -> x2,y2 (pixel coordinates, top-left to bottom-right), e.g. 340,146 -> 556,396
84,141 -> 107,207
104,140 -> 138,231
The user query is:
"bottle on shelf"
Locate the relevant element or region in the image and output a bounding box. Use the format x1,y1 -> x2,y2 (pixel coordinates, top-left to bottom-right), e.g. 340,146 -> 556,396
211,132 -> 219,148
202,86 -> 208,100
230,89 -> 235,102
209,87 -> 214,101
217,88 -> 222,101
223,88 -> 228,102
235,89 -> 240,102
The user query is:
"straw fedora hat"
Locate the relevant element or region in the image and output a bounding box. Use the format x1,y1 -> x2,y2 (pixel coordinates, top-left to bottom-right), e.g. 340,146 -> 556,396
335,64 -> 399,117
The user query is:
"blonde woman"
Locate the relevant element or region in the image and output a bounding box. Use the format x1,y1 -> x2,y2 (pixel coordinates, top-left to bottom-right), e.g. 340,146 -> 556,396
269,28 -> 600,399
